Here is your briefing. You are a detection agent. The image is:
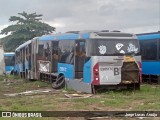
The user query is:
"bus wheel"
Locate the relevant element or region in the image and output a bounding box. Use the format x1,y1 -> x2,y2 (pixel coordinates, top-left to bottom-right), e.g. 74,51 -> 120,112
52,75 -> 65,89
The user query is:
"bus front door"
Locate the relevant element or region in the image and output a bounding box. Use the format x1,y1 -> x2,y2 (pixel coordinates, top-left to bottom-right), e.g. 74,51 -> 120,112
75,40 -> 86,79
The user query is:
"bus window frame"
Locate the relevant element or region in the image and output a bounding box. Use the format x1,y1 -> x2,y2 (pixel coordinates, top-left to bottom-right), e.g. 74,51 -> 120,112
58,40 -> 75,64
88,38 -> 140,56
75,39 -> 86,57
37,40 -> 52,60
4,55 -> 15,66
140,39 -> 158,61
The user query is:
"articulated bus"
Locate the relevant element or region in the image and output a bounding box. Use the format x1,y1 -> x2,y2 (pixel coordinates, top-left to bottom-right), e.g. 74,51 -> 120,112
14,40 -> 32,78
4,52 -> 15,74
15,31 -> 141,93
137,31 -> 160,84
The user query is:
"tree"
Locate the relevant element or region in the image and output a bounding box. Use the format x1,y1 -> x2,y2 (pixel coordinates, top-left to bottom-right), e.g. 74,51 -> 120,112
1,11 -> 55,51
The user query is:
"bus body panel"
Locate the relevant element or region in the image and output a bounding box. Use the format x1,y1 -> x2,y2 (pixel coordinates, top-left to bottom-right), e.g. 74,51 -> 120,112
142,61 -> 160,75
66,79 -> 92,93
138,33 -> 160,40
5,66 -> 14,74
91,56 -> 122,85
83,58 -> 91,83
58,63 -> 74,80
4,53 -> 15,56
91,56 -> 141,85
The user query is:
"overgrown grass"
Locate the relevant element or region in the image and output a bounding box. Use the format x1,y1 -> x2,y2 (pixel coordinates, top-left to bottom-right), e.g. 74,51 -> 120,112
68,84 -> 160,110
0,77 -> 160,113
0,75 -> 21,81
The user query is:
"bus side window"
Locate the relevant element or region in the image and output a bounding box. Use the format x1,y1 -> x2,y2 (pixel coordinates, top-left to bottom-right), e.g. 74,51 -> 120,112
44,42 -> 49,58
38,41 -> 45,60
140,40 -> 157,60
12,56 -> 15,65
25,47 -> 27,60
16,52 -> 20,64
52,41 -> 59,72
76,42 -> 86,57
52,42 -> 59,60
38,41 -> 44,58
59,40 -> 74,64
38,44 -> 44,56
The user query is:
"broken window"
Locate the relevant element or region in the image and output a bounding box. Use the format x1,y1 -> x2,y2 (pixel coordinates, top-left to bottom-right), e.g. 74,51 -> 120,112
59,40 -> 74,64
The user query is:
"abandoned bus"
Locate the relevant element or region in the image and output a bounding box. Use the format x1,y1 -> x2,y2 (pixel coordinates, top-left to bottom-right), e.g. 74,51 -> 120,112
4,52 -> 15,74
14,40 -> 32,77
137,31 -> 160,84
15,31 -> 141,93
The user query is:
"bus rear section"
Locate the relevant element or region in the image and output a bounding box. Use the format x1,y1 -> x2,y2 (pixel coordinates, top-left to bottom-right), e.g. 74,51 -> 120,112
91,56 -> 141,92
4,52 -> 15,75
65,31 -> 141,93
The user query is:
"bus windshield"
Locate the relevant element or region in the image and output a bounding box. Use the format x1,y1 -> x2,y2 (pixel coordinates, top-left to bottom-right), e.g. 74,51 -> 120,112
90,39 -> 139,56
4,56 -> 15,66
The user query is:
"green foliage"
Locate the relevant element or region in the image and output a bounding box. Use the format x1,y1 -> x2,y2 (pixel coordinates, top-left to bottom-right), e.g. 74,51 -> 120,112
1,11 -> 55,51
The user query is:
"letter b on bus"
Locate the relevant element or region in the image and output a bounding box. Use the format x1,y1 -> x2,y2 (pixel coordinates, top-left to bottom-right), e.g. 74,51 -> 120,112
114,68 -> 120,75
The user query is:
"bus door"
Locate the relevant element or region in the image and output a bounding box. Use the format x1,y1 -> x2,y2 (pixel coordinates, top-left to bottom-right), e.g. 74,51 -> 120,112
28,44 -> 32,71
25,45 -> 29,69
75,40 -> 86,79
31,39 -> 37,79
52,41 -> 59,72
22,48 -> 25,74
25,44 -> 31,78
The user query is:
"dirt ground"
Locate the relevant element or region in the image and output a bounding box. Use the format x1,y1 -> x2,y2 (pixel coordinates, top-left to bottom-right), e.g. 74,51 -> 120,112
0,76 -> 160,120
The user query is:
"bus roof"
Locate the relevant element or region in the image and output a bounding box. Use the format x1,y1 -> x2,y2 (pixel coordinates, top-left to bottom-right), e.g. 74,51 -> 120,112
38,31 -> 136,41
15,40 -> 32,51
4,52 -> 15,56
39,35 -> 54,41
39,33 -> 80,41
14,31 -> 136,51
137,32 -> 160,40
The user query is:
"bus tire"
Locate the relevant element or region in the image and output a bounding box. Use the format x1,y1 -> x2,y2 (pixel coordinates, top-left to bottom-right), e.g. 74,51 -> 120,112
52,75 -> 65,89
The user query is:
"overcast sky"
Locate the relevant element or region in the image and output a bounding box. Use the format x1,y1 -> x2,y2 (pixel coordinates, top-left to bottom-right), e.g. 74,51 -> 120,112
0,0 -> 160,38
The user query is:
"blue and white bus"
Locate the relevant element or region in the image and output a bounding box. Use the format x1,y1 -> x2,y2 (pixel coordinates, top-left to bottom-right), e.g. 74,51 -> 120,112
15,31 -> 141,93
137,31 -> 160,84
14,40 -> 32,78
4,52 -> 15,74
